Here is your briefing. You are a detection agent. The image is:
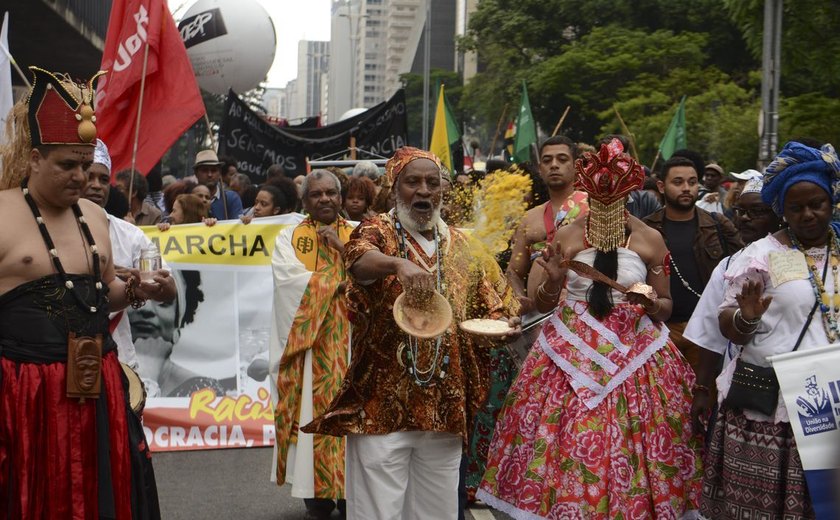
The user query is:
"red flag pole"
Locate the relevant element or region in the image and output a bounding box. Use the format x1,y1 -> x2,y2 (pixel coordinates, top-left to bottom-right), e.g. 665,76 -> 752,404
127,40 -> 152,210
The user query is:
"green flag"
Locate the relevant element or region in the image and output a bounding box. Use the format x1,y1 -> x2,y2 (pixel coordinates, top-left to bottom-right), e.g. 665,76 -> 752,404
514,81 -> 537,163
659,96 -> 686,160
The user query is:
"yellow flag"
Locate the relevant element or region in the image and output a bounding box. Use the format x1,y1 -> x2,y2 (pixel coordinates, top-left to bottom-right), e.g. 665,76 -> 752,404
430,85 -> 453,172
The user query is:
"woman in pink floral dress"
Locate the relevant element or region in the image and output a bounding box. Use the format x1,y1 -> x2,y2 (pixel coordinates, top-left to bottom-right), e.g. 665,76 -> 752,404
478,140 -> 702,519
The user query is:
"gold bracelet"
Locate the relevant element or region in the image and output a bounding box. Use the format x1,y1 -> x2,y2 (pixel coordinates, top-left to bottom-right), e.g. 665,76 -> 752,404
643,298 -> 662,315
539,281 -> 561,297
537,282 -> 561,302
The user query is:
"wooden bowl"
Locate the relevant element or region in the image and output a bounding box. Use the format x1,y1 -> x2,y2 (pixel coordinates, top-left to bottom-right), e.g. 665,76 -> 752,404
393,291 -> 452,339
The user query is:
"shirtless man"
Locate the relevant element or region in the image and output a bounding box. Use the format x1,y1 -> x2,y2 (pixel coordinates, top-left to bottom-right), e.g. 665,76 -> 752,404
0,67 -> 161,518
505,135 -> 589,313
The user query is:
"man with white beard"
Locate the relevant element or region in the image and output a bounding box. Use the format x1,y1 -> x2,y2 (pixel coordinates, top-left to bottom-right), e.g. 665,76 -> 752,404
304,147 -> 521,519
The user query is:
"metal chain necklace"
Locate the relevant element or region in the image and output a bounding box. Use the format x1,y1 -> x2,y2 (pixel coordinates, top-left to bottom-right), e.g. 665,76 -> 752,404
394,215 -> 450,386
21,178 -> 104,314
669,256 -> 703,298
788,229 -> 840,342
663,214 -> 703,298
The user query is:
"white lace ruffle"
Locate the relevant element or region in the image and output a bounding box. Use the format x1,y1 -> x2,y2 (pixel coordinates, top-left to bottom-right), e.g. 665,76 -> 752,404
539,307 -> 670,410
545,312 -> 620,373
476,489 -> 701,520
475,489 -> 550,520
576,304 -> 635,355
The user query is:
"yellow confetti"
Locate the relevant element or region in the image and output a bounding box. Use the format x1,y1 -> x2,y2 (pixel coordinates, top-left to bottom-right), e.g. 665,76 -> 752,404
465,168 -> 532,272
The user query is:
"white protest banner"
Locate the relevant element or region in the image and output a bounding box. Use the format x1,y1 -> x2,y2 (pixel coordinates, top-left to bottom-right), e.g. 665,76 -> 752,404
770,344 -> 840,519
131,214 -> 303,451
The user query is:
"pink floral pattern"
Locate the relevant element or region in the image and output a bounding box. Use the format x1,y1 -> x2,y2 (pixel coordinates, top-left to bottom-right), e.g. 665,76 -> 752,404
478,302 -> 702,519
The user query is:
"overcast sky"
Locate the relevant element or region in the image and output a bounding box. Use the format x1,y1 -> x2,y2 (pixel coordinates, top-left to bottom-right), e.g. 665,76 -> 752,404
169,0 -> 331,87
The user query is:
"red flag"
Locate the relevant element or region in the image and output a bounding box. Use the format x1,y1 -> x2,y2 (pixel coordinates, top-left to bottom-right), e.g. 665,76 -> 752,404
96,0 -> 205,175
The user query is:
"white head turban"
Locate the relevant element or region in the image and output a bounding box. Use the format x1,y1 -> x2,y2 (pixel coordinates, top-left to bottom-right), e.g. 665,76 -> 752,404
93,139 -> 111,175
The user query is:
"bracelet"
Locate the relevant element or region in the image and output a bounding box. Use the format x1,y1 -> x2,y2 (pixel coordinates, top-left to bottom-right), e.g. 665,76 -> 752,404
536,282 -> 561,302
125,277 -> 146,309
692,384 -> 710,394
539,281 -> 561,297
735,308 -> 761,326
643,298 -> 662,316
732,309 -> 758,335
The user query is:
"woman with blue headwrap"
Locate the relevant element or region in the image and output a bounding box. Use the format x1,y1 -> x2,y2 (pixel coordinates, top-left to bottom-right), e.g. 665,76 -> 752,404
701,141 -> 840,519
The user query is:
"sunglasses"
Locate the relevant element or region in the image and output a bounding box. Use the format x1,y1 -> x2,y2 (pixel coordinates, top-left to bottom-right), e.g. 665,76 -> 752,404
732,206 -> 774,219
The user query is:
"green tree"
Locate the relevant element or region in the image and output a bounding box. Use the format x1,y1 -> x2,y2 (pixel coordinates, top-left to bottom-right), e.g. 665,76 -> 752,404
460,0 -> 755,142
531,26 -> 709,141
724,0 -> 840,96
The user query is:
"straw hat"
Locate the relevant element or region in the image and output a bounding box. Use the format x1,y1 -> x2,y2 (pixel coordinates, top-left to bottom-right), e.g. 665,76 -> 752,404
194,149 -> 222,168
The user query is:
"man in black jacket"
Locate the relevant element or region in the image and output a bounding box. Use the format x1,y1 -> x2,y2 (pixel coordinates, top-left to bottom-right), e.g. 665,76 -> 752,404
643,155 -> 743,376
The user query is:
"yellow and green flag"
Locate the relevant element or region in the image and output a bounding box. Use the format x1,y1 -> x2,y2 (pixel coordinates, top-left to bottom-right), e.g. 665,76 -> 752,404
430,84 -> 461,173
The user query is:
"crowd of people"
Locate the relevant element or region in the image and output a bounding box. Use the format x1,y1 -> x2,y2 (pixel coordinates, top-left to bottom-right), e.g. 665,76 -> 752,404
0,65 -> 836,520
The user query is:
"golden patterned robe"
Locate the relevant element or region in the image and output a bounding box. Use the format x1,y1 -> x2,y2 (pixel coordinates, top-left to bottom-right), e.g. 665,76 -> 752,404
303,213 -> 519,444
269,217 -> 353,499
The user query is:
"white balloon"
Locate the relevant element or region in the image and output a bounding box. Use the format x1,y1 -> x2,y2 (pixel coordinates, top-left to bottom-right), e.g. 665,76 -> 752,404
179,0 -> 276,95
339,108 -> 368,121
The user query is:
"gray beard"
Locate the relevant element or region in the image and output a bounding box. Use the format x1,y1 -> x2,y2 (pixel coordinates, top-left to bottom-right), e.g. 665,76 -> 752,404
395,198 -> 441,233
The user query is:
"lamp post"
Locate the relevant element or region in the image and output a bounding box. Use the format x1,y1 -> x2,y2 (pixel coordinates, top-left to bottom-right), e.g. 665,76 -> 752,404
758,0 -> 782,168
421,0 -> 431,149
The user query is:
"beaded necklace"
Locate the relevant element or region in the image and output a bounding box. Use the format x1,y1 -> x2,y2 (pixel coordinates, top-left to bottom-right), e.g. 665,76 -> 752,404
787,229 -> 840,342
394,216 -> 450,386
21,178 -> 105,314
669,258 -> 703,298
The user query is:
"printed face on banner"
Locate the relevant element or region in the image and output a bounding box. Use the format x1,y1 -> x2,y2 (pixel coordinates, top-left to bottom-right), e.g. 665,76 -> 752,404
128,215 -> 304,452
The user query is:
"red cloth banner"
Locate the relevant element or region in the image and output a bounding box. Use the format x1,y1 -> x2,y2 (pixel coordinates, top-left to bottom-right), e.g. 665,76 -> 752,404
97,0 -> 205,175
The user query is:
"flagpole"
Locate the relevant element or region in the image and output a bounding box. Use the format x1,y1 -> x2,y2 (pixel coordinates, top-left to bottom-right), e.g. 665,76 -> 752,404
488,103 -> 508,159
650,149 -> 661,172
613,105 -> 639,161
0,40 -> 30,89
203,112 -> 217,150
127,40 -> 152,212
551,106 -> 571,137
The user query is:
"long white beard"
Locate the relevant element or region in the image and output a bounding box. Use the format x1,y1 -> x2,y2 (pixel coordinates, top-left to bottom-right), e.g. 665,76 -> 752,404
395,198 -> 441,233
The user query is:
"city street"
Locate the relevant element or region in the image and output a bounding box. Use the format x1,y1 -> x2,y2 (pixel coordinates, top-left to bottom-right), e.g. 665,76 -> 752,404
154,447 -> 509,519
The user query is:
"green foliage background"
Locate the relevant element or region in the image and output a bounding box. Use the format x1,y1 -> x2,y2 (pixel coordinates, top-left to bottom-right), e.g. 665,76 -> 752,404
457,0 -> 840,171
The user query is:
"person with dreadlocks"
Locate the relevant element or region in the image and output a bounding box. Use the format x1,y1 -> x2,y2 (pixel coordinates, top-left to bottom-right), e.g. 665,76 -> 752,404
0,68 -> 160,517
478,139 -> 702,519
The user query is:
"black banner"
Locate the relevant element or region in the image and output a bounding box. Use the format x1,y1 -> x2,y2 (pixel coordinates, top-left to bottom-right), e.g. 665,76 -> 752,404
178,8 -> 228,49
219,89 -> 407,182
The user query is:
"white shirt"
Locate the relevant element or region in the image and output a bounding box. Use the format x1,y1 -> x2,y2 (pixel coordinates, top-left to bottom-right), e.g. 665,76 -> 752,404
107,213 -> 156,369
716,235 -> 831,423
683,251 -> 741,360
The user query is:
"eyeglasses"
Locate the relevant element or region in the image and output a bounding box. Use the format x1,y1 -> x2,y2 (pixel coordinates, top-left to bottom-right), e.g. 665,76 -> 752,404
732,206 -> 774,219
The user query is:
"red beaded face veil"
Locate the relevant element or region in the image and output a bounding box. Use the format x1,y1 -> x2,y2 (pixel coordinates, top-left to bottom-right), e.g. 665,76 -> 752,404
574,139 -> 645,252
